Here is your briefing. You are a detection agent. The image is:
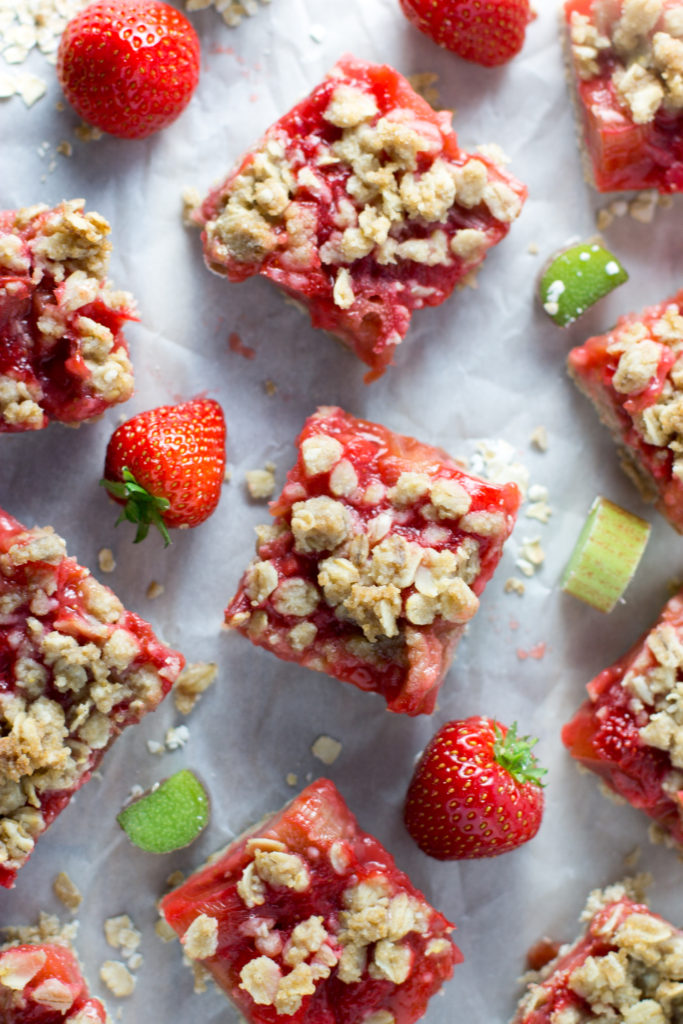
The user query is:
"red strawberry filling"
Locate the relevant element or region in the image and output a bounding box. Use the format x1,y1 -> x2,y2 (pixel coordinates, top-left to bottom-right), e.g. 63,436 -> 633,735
512,885 -> 683,1022
0,507 -> 184,887
198,55 -> 526,381
0,941 -> 106,1022
161,778 -> 460,1024
563,587 -> 683,845
224,407 -> 520,716
0,201 -> 135,432
568,289 -> 683,532
564,0 -> 683,192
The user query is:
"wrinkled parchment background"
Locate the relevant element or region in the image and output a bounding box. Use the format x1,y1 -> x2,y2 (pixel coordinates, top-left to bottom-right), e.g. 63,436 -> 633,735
2,0 -> 683,1020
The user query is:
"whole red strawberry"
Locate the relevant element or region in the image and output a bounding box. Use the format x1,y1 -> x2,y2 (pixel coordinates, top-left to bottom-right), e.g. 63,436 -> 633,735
398,0 -> 532,67
404,717 -> 545,859
57,0 -> 200,140
102,398 -> 226,545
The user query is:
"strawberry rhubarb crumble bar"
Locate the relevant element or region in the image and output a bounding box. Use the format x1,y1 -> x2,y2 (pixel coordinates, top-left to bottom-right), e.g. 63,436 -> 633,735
0,200 -> 135,432
512,878 -> 683,1022
0,507 -> 184,887
0,917 -> 107,1022
161,778 -> 460,1024
563,585 -> 683,846
565,0 -> 683,192
197,55 -> 527,381
224,407 -> 520,716
568,290 -> 683,532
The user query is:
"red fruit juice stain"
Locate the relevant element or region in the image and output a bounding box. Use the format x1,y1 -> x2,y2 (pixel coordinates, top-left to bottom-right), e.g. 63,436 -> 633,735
228,332 -> 255,360
517,642 -> 546,661
526,936 -> 561,971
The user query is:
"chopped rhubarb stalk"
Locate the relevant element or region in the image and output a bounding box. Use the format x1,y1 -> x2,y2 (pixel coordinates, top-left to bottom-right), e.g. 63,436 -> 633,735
0,200 -> 136,431
512,879 -> 683,1022
118,769 -> 209,853
564,0 -> 683,193
224,406 -> 520,716
563,586 -> 683,845
0,937 -> 107,1022
0,507 -> 185,887
539,241 -> 628,327
161,778 -> 461,1024
197,54 -> 527,381
568,289 -> 683,532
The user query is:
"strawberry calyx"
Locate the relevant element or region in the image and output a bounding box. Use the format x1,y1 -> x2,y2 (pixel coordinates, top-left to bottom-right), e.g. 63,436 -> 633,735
101,467 -> 171,547
493,722 -> 546,787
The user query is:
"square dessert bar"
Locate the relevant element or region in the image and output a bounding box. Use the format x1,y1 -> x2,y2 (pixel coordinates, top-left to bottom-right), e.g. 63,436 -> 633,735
564,0 -> 683,192
568,289 -> 683,532
563,586 -> 683,846
225,406 -> 520,716
161,778 -> 460,1024
512,879 -> 683,1022
0,507 -> 185,887
0,918 -> 107,1022
0,200 -> 135,431
198,55 -> 527,381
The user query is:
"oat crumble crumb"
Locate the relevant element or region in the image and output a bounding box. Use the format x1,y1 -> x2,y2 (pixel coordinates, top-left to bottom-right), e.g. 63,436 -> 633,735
182,914 -> 219,960
145,580 -> 164,600
504,577 -> 526,596
99,960 -> 135,997
53,871 -> 81,912
98,548 -> 116,573
246,467 -> 276,500
173,662 -> 218,715
310,735 -> 342,765
530,426 -> 548,452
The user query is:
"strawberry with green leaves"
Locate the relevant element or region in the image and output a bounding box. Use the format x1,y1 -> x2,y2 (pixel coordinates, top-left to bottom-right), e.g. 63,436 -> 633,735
404,716 -> 545,859
398,0 -> 533,68
102,398 -> 226,545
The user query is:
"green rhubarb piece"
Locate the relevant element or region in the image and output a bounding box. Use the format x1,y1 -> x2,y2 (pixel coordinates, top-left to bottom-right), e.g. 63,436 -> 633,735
561,497 -> 651,613
117,770 -> 209,853
539,242 -> 628,327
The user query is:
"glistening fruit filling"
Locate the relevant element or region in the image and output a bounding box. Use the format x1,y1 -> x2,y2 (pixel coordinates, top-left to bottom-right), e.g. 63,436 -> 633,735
563,586 -> 683,845
224,406 -> 520,715
0,200 -> 135,431
198,55 -> 527,381
161,778 -> 460,1024
568,290 -> 683,533
512,880 -> 683,1023
565,0 -> 683,192
0,507 -> 184,887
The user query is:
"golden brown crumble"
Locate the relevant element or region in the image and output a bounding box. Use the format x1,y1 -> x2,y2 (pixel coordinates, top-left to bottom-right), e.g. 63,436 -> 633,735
173,662 -> 218,715
53,872 -> 82,912
99,959 -> 135,997
182,914 -> 219,960
247,466 -> 277,500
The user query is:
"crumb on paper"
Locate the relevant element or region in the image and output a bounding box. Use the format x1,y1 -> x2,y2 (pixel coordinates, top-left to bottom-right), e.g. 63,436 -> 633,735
529,426 -> 548,452
155,918 -> 177,943
623,846 -> 642,869
457,268 -> 479,290
2,914 -> 77,949
165,724 -> 190,751
166,870 -> 185,889
629,190 -> 658,224
181,185 -> 202,228
527,241 -> 539,255
53,872 -> 81,912
147,739 -> 164,756
16,72 -> 47,107
56,139 -> 72,157
311,735 -> 342,765
104,915 -> 141,959
146,580 -> 165,600
173,662 -> 218,715
525,485 -> 552,523
186,0 -> 271,28
470,439 -> 529,497
246,465 -> 276,500
286,772 -> 298,786
100,960 -> 135,998
190,959 -> 211,994
516,537 -> 545,577
504,577 -> 526,596
407,72 -> 439,106
74,121 -> 103,142
263,378 -> 277,397
98,548 -> 116,573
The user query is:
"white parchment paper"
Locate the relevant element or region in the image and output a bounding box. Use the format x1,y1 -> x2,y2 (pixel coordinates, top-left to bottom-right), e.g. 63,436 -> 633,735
2,0 -> 683,1020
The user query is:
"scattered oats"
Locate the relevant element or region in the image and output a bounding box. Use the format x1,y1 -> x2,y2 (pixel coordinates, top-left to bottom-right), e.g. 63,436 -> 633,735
527,241 -> 539,254
104,915 -> 141,958
98,548 -> 116,573
504,577 -> 526,595
470,439 -> 529,497
529,426 -> 548,452
100,961 -> 135,998
0,72 -> 15,97
53,872 -> 81,912
525,500 -> 553,523
407,72 -> 439,106
127,953 -> 143,971
146,580 -> 165,600
246,466 -> 276,500
155,918 -> 178,943
74,122 -> 103,142
181,186 -> 202,228
623,846 -> 642,869
518,538 -> 545,577
629,190 -> 658,223
187,0 -> 271,27
173,662 -> 218,715
147,739 -> 164,755
286,772 -> 298,786
165,725 -> 190,751
16,72 -> 46,107
56,140 -> 72,157
263,379 -> 277,396
311,735 -> 342,765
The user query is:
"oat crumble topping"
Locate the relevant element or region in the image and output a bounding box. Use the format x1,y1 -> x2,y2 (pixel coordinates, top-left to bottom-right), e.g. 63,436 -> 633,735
99,959 -> 135,997
53,871 -> 81,912
173,661 -> 218,715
